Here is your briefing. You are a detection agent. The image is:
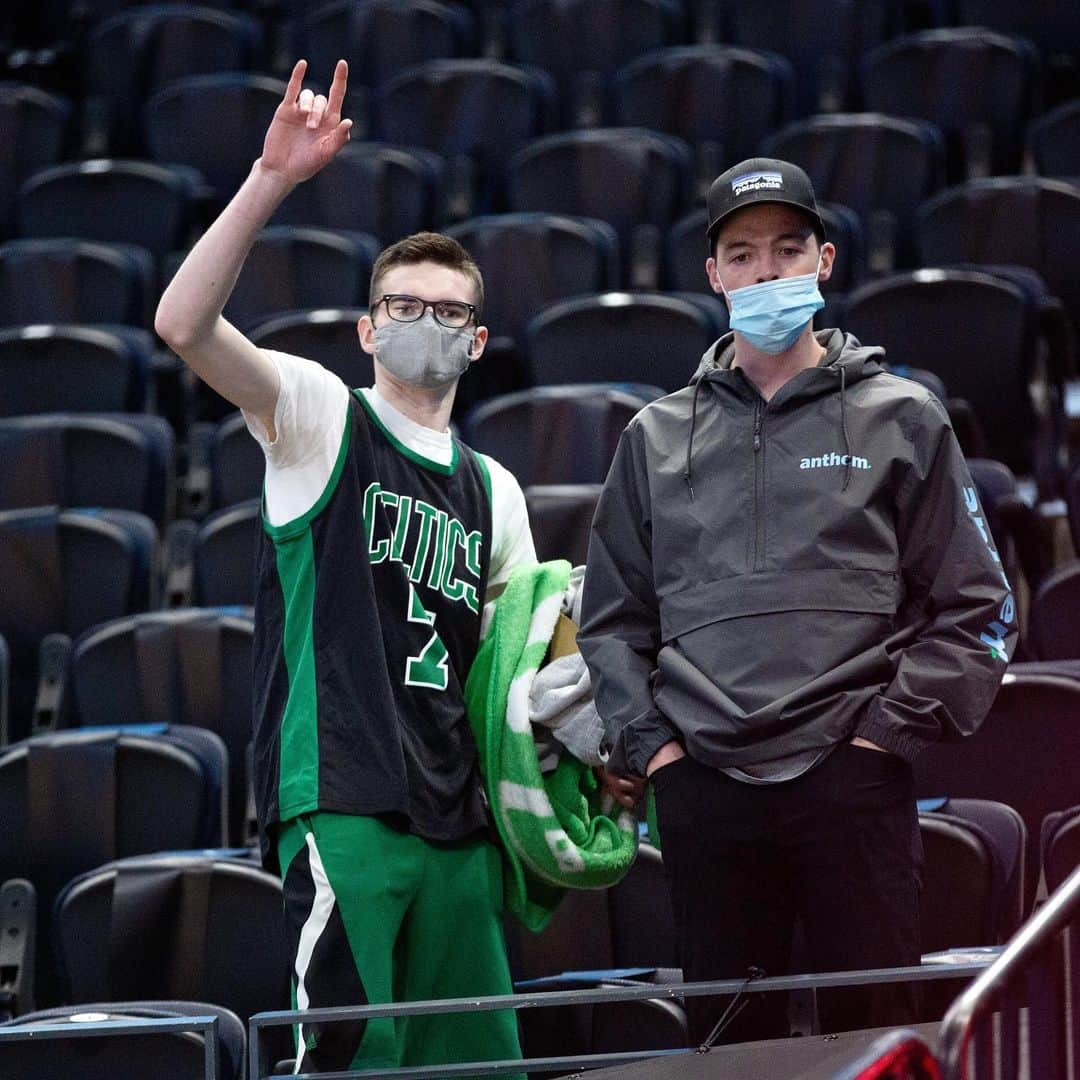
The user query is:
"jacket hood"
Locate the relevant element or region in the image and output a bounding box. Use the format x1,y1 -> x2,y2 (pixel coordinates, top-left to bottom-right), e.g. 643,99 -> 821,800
690,328 -> 886,390
683,329 -> 887,499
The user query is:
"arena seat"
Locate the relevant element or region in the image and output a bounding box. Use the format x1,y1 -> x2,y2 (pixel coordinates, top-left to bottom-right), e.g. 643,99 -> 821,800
300,0 -> 477,106
863,28 -> 1041,182
1067,460 -> 1080,555
725,0 -> 899,116
1028,99 -> 1080,183
86,4 -> 263,156
0,324 -> 155,418
0,412 -> 175,526
248,306 -> 371,388
524,484 -> 603,566
463,383 -> 663,487
195,411 -> 263,514
914,671 -> 1080,916
842,269 -> 1043,474
17,159 -> 201,258
0,1001 -> 245,1080
0,238 -> 155,329
0,726 -> 229,1005
188,500 -> 259,609
1041,804 -> 1080,893
507,0 -> 686,128
144,73 -> 285,207
270,142 -> 446,245
524,290 -> 722,392
0,507 -> 158,744
0,83 -> 70,239
1028,560 -> 1080,662
509,128 -> 692,287
614,45 -> 794,199
210,225 -> 376,333
950,0 -> 1080,103
377,59 -> 556,217
53,852 -> 291,1061
448,212 -> 620,343
920,800 -> 1027,947
918,172 -> 1080,413
763,113 -> 945,272
70,608 -> 255,846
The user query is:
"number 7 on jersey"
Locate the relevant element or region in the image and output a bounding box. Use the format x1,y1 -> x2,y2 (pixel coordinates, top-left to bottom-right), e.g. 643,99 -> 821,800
404,582 -> 449,690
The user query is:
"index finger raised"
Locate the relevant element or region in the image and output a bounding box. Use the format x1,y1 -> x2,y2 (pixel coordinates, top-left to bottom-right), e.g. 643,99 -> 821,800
282,59 -> 308,105
326,59 -> 349,122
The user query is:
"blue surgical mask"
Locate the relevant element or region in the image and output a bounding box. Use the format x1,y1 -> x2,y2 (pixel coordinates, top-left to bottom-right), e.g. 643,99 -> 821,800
720,255 -> 825,354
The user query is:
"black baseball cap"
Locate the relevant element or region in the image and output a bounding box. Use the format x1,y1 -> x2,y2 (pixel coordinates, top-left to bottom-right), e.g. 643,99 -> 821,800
706,157 -> 825,245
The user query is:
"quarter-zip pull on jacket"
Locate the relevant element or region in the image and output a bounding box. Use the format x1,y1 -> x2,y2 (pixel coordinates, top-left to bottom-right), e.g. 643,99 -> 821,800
579,328 -> 1017,779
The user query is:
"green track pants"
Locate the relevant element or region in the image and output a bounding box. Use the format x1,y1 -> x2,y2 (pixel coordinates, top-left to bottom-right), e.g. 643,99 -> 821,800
278,812 -> 524,1077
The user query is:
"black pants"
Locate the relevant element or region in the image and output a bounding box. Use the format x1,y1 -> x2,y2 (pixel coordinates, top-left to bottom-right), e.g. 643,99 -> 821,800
652,742 -> 923,1045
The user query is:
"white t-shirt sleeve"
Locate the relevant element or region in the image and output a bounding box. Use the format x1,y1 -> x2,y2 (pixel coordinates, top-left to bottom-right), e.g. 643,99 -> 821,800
243,354 -> 536,571
481,453 -> 537,591
242,349 -> 351,527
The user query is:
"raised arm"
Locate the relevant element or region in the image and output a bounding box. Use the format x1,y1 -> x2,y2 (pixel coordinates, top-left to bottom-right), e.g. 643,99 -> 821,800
154,59 -> 353,436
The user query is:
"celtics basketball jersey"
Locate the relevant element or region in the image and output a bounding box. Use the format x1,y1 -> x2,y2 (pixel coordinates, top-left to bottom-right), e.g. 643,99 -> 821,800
253,390 -> 492,867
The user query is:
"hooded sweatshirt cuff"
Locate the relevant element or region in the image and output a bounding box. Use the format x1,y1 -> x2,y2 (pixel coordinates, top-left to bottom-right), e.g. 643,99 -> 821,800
609,713 -> 682,778
854,703 -> 932,763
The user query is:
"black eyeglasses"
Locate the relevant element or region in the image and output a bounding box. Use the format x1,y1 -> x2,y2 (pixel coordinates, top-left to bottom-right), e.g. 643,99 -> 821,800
376,294 -> 477,329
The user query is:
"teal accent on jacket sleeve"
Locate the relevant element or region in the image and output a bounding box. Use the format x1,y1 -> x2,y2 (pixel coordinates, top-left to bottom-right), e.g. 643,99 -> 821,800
855,397 -> 1018,760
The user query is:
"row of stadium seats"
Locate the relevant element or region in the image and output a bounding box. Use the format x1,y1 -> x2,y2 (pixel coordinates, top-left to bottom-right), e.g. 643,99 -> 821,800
4,792 -> 1078,1075
9,0 -> 1080,116
4,685 -> 1080,1064
13,25 -> 1062,169
5,129 -> 1079,318
6,46 -> 1078,225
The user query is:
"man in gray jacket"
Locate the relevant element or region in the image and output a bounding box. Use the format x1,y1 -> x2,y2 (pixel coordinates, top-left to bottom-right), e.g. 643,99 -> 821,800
578,158 -> 1017,1043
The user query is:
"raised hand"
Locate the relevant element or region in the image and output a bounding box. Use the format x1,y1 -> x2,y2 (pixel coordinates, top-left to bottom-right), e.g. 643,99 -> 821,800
260,59 -> 353,185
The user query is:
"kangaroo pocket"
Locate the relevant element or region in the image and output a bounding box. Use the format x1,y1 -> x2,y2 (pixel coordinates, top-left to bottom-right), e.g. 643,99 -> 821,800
654,568 -> 901,764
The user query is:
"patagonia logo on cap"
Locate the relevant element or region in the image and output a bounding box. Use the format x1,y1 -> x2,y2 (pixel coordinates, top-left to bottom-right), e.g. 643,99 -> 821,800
732,170 -> 783,196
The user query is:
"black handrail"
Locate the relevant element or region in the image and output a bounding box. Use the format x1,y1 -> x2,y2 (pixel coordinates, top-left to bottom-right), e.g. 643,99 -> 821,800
939,863 -> 1080,1079
248,962 -> 995,1080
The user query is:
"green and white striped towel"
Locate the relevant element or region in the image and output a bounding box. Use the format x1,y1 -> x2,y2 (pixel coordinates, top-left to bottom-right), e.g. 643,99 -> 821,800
466,560 -> 639,933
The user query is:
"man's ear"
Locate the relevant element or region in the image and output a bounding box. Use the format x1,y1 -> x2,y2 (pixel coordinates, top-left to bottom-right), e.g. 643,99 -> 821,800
358,313 -> 376,356
706,257 -> 730,310
469,325 -> 488,363
818,241 -> 837,285
706,256 -> 724,295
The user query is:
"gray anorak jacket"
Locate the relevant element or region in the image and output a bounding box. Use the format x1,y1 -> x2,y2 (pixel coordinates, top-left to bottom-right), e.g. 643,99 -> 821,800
578,329 -> 1017,778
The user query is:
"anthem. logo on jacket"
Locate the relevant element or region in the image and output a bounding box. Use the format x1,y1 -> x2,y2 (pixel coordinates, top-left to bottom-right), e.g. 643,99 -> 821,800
799,452 -> 871,471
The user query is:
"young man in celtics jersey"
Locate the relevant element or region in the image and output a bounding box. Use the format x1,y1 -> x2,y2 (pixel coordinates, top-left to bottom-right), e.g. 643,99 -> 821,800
156,59 -> 537,1075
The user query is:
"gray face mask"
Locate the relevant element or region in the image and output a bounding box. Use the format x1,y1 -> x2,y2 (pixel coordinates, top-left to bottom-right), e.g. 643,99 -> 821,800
374,317 -> 473,389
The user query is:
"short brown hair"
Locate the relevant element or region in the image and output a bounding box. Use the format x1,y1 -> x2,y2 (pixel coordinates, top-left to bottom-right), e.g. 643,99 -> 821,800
369,232 -> 484,317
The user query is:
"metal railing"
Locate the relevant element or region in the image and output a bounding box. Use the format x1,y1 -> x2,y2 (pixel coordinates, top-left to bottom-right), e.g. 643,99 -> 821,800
939,863 -> 1080,1079
0,1013 -> 221,1080
248,962 -> 995,1080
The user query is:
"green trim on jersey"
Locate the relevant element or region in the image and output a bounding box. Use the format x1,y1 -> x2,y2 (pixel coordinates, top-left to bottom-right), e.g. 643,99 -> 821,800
354,390 -> 459,476
262,396 -> 352,817
262,397 -> 354,542
474,453 -> 493,506
276,526 -> 320,819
